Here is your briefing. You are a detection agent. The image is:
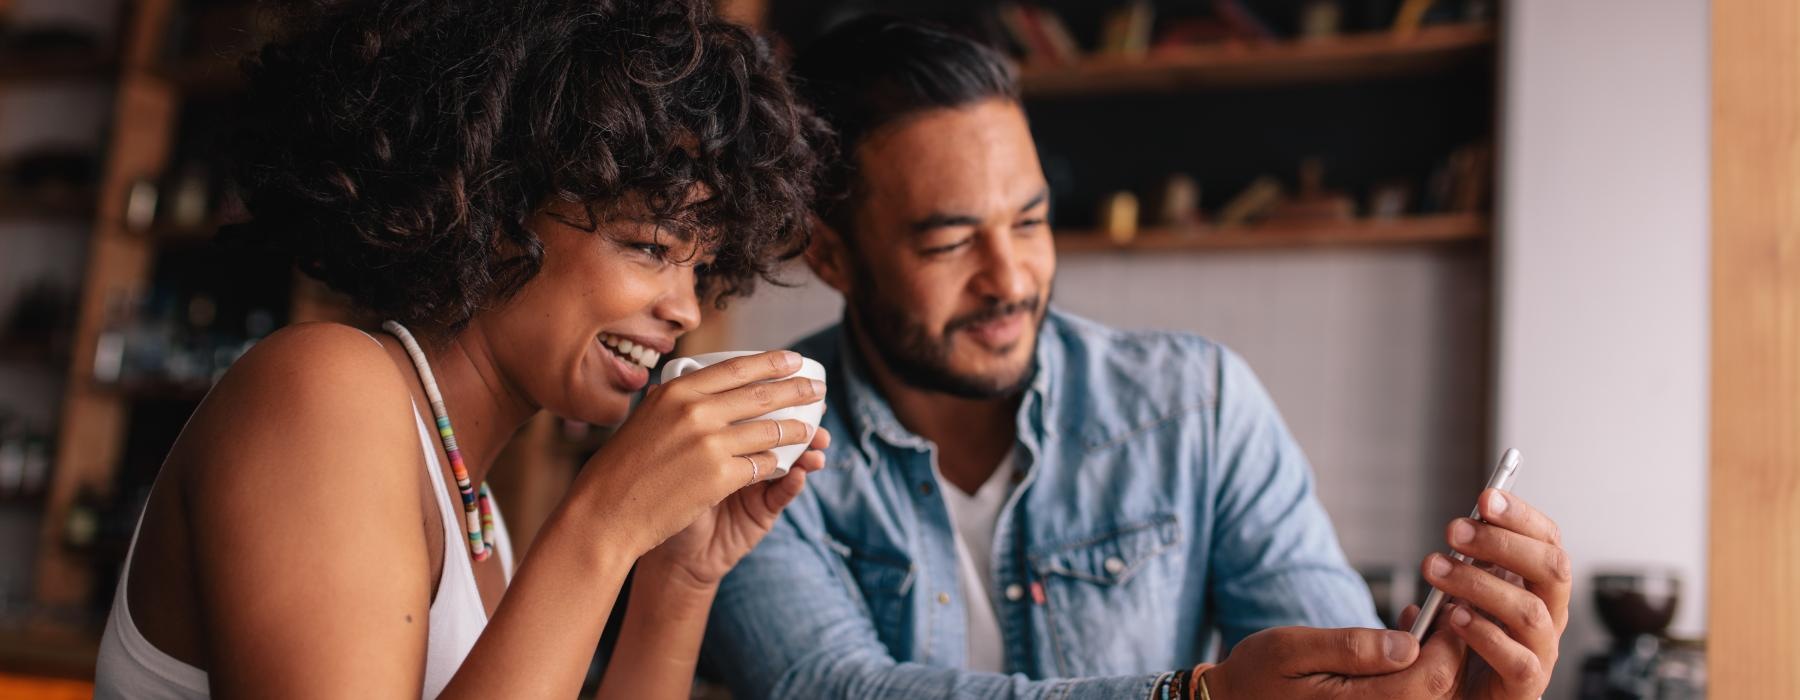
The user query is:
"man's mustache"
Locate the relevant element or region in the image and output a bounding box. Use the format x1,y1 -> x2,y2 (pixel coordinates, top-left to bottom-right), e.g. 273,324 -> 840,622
945,296 -> 1041,335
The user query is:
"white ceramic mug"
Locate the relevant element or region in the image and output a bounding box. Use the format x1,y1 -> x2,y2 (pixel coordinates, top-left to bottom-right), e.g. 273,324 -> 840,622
659,351 -> 827,479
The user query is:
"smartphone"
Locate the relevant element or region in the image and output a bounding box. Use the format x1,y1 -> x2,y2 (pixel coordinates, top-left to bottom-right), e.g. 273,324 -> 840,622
1408,448 -> 1522,640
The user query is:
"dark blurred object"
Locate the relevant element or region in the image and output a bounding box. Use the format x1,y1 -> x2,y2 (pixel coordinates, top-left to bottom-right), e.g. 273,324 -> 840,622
1153,173 -> 1202,231
1422,141 -> 1492,214
0,23 -> 101,56
1,148 -> 100,213
1577,568 -> 1707,699
0,415 -> 53,499
1300,0 -> 1344,39
1596,570 -> 1680,639
1265,157 -> 1355,223
1,280 -> 77,367
1099,190 -> 1138,244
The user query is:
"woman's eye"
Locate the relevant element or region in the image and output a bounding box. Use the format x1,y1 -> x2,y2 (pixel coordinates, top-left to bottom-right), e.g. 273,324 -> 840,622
632,243 -> 670,259
1017,218 -> 1046,230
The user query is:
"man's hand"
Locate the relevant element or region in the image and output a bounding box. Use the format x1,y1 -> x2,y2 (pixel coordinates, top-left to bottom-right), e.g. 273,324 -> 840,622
1204,624 -> 1466,699
1418,489 -> 1571,700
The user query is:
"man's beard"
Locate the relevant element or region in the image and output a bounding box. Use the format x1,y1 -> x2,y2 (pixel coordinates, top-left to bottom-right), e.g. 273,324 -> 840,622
848,280 -> 1048,400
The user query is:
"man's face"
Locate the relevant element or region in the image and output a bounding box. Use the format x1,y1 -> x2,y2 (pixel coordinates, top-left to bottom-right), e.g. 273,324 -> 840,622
821,98 -> 1056,398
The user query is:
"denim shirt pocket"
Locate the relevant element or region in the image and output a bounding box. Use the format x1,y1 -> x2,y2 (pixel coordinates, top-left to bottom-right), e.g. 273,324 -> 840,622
824,534 -> 918,657
1027,514 -> 1185,676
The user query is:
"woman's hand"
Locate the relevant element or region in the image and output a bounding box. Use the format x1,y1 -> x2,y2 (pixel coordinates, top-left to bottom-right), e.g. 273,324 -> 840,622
563,350 -> 825,560
641,426 -> 830,589
1417,490 -> 1571,700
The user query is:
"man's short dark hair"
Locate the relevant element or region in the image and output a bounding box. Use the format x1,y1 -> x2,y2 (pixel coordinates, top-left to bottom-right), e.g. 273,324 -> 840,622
791,16 -> 1019,234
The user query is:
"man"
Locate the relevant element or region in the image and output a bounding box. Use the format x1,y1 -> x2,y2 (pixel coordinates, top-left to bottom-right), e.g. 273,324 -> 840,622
703,17 -> 1568,699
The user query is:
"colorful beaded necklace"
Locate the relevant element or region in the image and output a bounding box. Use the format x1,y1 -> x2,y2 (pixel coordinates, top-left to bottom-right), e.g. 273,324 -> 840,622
384,320 -> 495,561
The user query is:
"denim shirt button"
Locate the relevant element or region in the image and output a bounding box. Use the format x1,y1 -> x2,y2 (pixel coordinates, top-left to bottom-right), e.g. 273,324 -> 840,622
919,481 -> 934,496
1103,557 -> 1126,575
937,592 -> 951,605
1004,584 -> 1024,601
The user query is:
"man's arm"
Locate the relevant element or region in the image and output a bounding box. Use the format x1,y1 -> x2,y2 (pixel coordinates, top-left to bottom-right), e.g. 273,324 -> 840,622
1206,348 -> 1383,649
703,500 -> 1162,700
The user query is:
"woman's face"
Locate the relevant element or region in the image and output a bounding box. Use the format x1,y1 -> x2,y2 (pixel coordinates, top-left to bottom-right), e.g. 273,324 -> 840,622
478,198 -> 708,426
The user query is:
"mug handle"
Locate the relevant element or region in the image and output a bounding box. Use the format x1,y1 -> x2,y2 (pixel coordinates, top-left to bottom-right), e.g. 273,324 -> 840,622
659,356 -> 705,385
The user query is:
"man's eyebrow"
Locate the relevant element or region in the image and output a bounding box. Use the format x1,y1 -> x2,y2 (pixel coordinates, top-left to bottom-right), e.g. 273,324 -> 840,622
909,213 -> 983,234
1018,187 -> 1049,214
908,188 -> 1052,234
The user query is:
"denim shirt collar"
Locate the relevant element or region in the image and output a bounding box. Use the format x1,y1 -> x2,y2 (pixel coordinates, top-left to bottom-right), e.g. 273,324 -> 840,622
833,310 -> 1063,466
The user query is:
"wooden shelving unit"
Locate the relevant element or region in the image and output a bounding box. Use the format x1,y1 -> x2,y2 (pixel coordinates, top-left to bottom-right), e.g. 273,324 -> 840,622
1020,23 -> 1494,97
0,53 -> 116,86
1054,213 -> 1486,254
0,193 -> 95,224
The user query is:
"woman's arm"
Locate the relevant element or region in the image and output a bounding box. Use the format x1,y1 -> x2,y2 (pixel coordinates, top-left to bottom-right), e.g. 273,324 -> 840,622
592,563 -> 719,700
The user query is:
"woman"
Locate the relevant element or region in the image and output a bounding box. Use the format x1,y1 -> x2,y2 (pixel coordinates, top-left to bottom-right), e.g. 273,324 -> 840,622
93,0 -> 830,696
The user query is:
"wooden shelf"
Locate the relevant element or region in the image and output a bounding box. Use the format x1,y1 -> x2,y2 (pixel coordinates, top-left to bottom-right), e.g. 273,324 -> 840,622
0,193 -> 95,224
1054,213 -> 1487,253
0,53 -> 115,86
1021,23 -> 1495,98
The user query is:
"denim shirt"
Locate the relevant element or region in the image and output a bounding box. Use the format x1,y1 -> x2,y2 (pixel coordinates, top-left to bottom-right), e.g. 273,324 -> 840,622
703,309 -> 1379,699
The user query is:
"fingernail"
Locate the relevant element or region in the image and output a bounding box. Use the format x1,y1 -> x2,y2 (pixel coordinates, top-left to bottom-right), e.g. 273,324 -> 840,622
1450,606 -> 1473,627
1429,554 -> 1453,578
780,351 -> 802,369
1385,632 -> 1412,662
809,379 -> 826,397
1450,519 -> 1475,545
1488,491 -> 1508,516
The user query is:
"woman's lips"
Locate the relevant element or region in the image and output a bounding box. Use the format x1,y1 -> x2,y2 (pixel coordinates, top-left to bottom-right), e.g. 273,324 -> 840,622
597,336 -> 650,392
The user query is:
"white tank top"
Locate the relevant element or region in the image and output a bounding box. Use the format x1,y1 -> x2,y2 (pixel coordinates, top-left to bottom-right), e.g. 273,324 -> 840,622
93,403 -> 515,698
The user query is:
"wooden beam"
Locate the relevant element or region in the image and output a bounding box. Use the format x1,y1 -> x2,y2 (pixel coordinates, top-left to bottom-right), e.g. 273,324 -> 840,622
35,0 -> 182,607
1710,0 -> 1800,696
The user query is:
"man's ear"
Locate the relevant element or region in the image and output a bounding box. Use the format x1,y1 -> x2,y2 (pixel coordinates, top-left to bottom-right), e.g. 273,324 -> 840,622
805,214 -> 854,296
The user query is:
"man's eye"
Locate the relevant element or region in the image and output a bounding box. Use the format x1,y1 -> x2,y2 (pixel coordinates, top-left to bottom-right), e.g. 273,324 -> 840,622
633,243 -> 670,259
1017,218 -> 1046,230
921,237 -> 973,256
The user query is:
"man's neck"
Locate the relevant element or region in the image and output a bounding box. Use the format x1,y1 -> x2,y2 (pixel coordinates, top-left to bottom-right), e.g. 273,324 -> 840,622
849,322 -> 1020,496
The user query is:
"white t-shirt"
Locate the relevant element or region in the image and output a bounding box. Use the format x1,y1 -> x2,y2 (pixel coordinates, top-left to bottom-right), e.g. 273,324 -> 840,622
937,450 -> 1017,674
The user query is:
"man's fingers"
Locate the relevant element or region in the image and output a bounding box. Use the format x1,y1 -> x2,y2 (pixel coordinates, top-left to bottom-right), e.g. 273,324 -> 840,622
1446,517 -> 1573,630
1444,603 -> 1549,690
1423,553 -> 1560,650
1262,626 -> 1418,677
1479,489 -> 1561,546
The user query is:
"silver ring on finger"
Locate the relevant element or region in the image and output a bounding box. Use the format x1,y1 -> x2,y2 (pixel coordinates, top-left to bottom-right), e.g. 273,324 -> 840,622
742,454 -> 759,486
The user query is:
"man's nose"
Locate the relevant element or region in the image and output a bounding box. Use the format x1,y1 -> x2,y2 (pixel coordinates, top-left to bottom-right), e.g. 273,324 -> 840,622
973,231 -> 1033,302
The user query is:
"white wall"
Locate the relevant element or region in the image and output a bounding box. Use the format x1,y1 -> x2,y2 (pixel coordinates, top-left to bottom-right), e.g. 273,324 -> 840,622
1496,2 -> 1709,698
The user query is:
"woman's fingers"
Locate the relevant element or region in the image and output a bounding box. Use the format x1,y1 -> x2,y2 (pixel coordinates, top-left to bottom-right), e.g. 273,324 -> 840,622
1422,553 -> 1558,652
711,376 -> 826,422
672,351 -> 804,395
1444,603 -> 1550,691
722,419 -> 817,455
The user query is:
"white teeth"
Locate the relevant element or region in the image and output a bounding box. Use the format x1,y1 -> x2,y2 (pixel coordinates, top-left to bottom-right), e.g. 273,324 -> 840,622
599,333 -> 658,369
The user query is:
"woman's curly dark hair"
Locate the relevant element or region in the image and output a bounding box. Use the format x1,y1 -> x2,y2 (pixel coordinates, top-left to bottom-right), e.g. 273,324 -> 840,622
224,0 -> 829,331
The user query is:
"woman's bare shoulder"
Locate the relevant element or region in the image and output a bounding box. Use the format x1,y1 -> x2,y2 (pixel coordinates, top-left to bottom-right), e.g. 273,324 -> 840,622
172,322 -> 419,484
